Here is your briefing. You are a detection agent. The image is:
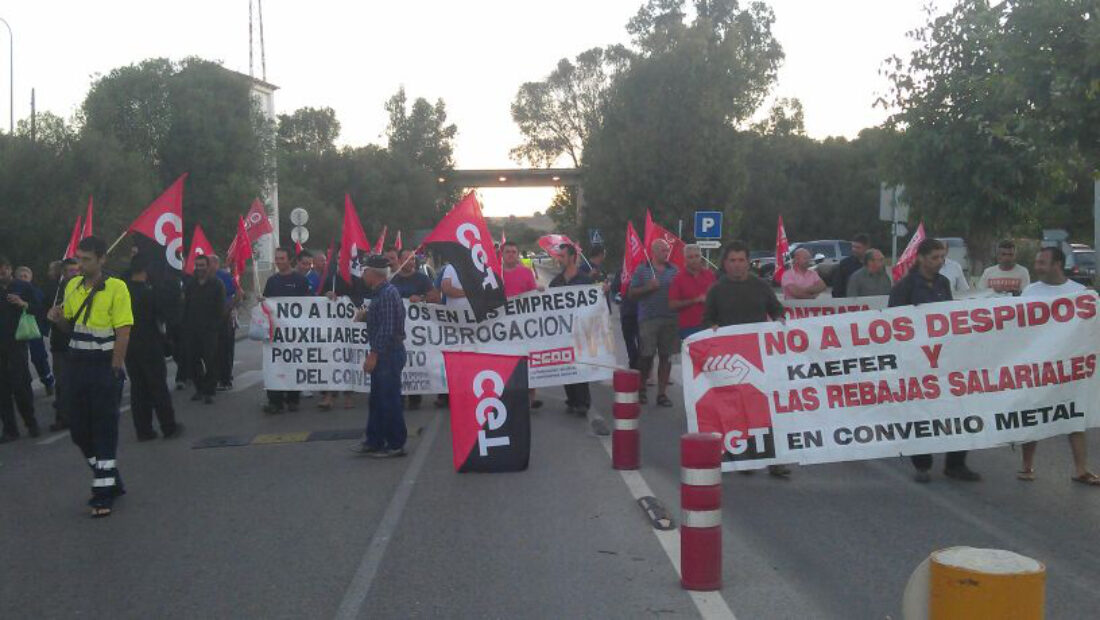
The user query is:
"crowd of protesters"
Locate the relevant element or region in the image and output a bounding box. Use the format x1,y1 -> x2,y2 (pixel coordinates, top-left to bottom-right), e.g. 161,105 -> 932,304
4,228 -> 1097,520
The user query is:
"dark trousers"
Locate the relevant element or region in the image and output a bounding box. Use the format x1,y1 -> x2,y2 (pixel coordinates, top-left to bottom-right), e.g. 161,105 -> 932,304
620,315 -> 640,370
267,390 -> 300,408
170,324 -> 189,384
0,342 -> 36,436
69,354 -> 124,500
216,317 -> 235,385
366,348 -> 407,450
51,350 -> 70,425
28,337 -> 54,387
564,382 -> 591,411
127,346 -> 176,436
911,451 -> 968,472
189,329 -> 218,396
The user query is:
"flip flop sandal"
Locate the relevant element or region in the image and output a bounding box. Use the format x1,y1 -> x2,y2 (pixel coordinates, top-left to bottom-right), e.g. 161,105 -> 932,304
1071,473 -> 1100,486
1017,469 -> 1036,481
656,394 -> 674,407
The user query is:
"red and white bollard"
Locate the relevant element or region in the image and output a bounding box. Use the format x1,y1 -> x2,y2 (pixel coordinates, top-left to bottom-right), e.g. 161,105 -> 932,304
681,432 -> 722,591
612,369 -> 641,470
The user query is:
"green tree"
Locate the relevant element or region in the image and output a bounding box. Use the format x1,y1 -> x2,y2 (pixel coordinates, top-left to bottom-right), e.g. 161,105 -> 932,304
882,0 -> 1099,258
582,0 -> 783,258
510,45 -> 633,167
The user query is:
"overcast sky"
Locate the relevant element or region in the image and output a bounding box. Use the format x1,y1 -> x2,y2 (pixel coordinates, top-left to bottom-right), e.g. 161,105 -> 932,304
1,0 -> 934,217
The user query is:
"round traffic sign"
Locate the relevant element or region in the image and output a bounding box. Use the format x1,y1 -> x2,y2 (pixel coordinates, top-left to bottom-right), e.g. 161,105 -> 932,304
291,226 -> 310,244
290,208 -> 309,226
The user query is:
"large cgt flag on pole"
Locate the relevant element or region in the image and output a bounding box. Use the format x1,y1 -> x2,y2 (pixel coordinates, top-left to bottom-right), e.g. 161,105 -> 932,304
422,192 -> 505,321
644,210 -> 686,270
443,351 -> 530,473
339,193 -> 371,283
620,221 -> 645,296
183,224 -> 214,275
892,222 -> 926,281
127,173 -> 188,272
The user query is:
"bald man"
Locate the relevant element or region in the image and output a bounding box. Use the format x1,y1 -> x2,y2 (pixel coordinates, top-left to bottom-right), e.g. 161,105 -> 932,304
781,248 -> 826,299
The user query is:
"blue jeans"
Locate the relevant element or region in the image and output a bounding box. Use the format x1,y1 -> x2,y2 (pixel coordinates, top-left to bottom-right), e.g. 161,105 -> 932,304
366,346 -> 407,450
28,337 -> 54,387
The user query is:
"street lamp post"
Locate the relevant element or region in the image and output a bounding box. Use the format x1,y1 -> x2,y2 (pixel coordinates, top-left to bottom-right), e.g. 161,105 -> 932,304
0,18 -> 11,134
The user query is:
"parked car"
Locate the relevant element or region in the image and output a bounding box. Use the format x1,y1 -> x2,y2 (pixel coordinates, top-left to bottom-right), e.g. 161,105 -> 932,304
787,240 -> 853,283
1069,244 -> 1096,285
935,237 -> 970,276
750,250 -> 776,280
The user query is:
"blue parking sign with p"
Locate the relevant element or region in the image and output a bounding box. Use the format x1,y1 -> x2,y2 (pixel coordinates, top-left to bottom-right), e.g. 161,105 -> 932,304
694,211 -> 723,239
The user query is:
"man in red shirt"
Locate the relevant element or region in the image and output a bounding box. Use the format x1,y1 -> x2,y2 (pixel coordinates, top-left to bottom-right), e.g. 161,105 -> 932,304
501,241 -> 539,297
501,241 -> 543,409
669,244 -> 716,339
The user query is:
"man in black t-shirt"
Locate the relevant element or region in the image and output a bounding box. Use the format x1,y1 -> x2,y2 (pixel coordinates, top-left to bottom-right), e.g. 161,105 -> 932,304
550,244 -> 594,415
262,247 -> 313,414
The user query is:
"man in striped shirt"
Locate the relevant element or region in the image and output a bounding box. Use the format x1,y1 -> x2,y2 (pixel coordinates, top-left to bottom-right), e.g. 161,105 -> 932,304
48,236 -> 134,518
350,254 -> 408,458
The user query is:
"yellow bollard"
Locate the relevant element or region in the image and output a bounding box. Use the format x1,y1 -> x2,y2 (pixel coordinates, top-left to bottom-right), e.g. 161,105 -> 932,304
929,547 -> 1045,620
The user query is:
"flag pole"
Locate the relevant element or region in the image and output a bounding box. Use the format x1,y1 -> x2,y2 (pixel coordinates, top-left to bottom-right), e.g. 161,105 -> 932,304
251,256 -> 261,299
105,230 -> 128,257
389,249 -> 417,281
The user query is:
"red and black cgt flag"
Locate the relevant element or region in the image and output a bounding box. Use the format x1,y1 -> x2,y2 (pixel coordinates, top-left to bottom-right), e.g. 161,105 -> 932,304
422,192 -> 505,321
444,351 -> 530,473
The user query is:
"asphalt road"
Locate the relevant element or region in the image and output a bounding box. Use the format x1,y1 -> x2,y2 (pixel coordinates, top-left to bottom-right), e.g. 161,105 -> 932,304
3,334 -> 1099,619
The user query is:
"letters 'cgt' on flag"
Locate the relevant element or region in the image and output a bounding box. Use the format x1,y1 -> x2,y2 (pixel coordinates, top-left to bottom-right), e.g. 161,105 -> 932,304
621,221 -> 645,296
128,173 -> 188,273
339,193 -> 371,283
64,216 -> 83,259
243,198 -> 274,243
537,234 -> 578,259
443,351 -> 531,473
644,210 -> 686,270
892,222 -> 926,281
773,215 -> 789,284
422,192 -> 506,322
183,224 -> 214,275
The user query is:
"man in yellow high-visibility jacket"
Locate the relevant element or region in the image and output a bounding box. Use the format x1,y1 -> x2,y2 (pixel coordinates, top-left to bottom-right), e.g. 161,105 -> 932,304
48,236 -> 133,518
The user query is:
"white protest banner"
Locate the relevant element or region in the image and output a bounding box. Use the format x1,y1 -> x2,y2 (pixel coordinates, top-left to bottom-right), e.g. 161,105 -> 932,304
683,292 -> 1100,471
782,290 -> 997,321
783,296 -> 888,320
263,285 -> 615,394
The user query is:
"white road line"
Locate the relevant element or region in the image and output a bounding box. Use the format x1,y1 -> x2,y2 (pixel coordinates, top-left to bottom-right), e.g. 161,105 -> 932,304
333,413 -> 442,620
230,370 -> 264,392
590,413 -> 737,620
37,405 -> 132,445
542,392 -> 736,619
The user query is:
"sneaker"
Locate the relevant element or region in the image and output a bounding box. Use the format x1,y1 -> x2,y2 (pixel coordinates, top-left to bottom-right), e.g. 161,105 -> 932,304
190,393 -> 202,402
175,382 -> 186,391
369,447 -> 407,459
638,390 -> 648,405
216,383 -> 231,392
203,395 -> 213,405
262,404 -> 284,415
162,424 -> 184,440
914,470 -> 932,483
944,466 -> 981,482
349,444 -> 383,455
136,431 -> 159,441
530,400 -> 543,410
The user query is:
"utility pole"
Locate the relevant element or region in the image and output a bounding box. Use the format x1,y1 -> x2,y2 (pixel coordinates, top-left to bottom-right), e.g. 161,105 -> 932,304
29,87 -> 34,143
0,17 -> 12,134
